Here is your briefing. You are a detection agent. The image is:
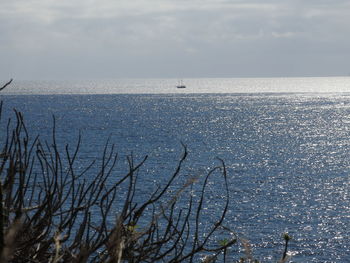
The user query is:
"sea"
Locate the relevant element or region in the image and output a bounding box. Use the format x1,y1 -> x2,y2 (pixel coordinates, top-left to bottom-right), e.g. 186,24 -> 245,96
2,77 -> 350,262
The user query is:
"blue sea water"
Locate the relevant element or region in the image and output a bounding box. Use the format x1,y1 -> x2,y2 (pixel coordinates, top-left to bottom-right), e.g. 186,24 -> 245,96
2,77 -> 350,262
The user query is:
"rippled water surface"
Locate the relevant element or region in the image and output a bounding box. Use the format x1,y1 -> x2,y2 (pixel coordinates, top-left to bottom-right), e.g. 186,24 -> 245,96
2,78 -> 350,262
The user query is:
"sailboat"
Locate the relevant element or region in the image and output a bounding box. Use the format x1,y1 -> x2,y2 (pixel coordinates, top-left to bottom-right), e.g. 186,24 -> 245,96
176,80 -> 186,89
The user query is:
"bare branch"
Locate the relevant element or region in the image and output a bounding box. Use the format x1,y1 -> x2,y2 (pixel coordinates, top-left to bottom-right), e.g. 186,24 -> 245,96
0,79 -> 13,92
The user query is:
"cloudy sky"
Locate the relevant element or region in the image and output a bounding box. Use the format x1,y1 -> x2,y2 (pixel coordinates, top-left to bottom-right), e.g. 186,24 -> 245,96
1,0 -> 350,80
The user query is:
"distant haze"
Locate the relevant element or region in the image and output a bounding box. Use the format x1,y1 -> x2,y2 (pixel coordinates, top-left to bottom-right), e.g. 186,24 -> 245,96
1,0 -> 350,80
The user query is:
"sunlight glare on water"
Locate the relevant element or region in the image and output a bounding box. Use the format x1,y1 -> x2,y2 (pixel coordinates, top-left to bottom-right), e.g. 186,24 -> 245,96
3,77 -> 350,94
2,77 -> 350,261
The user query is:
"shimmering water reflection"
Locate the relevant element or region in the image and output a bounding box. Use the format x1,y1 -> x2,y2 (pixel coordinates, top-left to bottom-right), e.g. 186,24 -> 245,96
2,92 -> 350,262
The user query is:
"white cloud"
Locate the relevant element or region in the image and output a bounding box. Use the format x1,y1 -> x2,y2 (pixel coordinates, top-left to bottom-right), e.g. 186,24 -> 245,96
1,0 -> 350,78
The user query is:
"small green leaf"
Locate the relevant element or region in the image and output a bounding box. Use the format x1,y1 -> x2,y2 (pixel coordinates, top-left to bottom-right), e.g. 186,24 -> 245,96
218,238 -> 229,246
127,224 -> 138,232
283,233 -> 291,241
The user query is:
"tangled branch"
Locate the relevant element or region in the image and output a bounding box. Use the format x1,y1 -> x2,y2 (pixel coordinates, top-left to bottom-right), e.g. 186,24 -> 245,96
0,105 -> 235,262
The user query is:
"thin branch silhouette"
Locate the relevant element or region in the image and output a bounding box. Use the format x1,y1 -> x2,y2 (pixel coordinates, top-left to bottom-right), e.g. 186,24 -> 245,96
0,79 -> 13,92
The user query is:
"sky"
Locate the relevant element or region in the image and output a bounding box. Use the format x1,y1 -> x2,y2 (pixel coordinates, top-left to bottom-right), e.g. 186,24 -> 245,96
1,0 -> 350,80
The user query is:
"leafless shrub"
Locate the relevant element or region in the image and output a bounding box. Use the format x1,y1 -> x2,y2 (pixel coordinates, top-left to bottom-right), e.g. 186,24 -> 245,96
0,103 -> 236,262
0,80 -> 291,262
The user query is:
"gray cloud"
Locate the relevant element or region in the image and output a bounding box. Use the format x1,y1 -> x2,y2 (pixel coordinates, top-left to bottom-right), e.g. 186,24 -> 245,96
1,0 -> 350,79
